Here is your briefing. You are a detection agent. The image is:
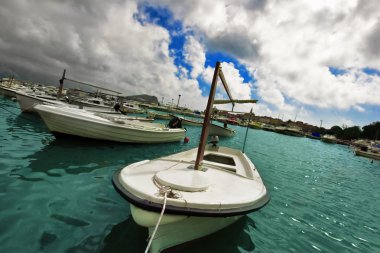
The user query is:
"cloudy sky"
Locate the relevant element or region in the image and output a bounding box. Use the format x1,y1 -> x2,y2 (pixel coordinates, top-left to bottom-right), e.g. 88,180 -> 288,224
1,0 -> 379,128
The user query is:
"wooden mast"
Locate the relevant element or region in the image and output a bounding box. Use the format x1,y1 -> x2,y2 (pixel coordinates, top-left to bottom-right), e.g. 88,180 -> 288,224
194,61 -> 235,170
194,62 -> 220,170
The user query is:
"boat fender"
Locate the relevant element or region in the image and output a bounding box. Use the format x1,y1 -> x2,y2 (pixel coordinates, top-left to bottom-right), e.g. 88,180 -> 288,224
184,136 -> 190,143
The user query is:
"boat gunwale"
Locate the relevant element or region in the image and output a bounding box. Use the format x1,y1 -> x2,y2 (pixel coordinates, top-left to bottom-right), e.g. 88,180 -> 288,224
112,169 -> 270,217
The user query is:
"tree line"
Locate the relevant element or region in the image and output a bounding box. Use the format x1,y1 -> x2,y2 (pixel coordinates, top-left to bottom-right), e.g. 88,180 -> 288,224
323,121 -> 380,141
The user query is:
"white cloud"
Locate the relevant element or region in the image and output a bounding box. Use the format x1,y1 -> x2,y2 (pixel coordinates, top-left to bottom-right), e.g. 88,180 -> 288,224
0,0 -> 209,110
153,0 -> 380,125
183,35 -> 206,78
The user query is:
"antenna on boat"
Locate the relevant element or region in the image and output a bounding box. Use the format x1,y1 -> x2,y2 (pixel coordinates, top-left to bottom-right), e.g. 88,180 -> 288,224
194,62 -> 234,170
243,108 -> 253,153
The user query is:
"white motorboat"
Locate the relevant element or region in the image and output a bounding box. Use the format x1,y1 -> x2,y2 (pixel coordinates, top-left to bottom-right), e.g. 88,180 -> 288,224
175,116 -> 235,137
275,126 -> 304,137
16,91 -> 131,116
355,144 -> 380,161
209,123 -> 235,137
0,83 -> 31,97
16,91 -> 68,112
69,97 -> 113,109
120,102 -> 145,114
112,62 -> 269,252
147,111 -> 171,120
355,148 -> 380,160
34,104 -> 186,143
321,134 -> 337,143
0,85 -> 18,97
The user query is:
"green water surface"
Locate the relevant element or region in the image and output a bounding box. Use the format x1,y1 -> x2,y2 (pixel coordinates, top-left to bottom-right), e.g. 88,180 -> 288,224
0,96 -> 379,253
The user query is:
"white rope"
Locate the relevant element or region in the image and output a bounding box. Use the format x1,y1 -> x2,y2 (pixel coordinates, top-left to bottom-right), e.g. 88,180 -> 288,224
144,191 -> 168,253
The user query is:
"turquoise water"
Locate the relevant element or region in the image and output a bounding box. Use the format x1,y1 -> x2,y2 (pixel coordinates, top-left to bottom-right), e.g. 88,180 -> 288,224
1,95 -> 379,253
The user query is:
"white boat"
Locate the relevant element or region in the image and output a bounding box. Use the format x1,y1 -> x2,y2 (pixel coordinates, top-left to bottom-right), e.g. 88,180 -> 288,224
70,97 -> 113,109
0,85 -> 18,97
16,91 -> 131,116
355,148 -> 380,160
176,116 -> 235,137
275,126 -> 304,137
209,123 -> 235,137
321,134 -> 337,143
147,111 -> 171,120
0,83 -> 30,97
34,104 -> 186,143
112,62 -> 269,252
120,102 -> 145,114
16,91 -> 68,112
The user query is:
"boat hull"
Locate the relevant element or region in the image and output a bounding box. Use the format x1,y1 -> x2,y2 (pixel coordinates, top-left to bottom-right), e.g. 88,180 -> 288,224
0,86 -> 17,97
131,204 -> 241,253
180,117 -> 203,126
209,124 -> 235,137
355,150 -> 380,160
179,117 -> 234,137
281,130 -> 304,137
16,92 -> 66,112
147,111 -> 171,120
321,138 -> 336,143
35,105 -> 186,143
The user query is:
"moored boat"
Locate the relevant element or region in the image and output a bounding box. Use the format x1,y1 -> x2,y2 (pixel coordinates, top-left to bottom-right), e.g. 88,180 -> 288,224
112,62 -> 269,252
34,104 -> 186,143
16,91 -> 68,112
321,134 -> 337,143
249,121 -> 263,129
276,126 -> 304,137
69,97 -> 113,109
147,111 -> 171,120
355,148 -> 380,160
0,85 -> 18,97
175,116 -> 235,137
120,102 -> 145,114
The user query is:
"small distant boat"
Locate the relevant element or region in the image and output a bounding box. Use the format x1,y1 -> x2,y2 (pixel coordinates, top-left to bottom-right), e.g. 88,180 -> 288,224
147,111 -> 171,120
112,62 -> 269,253
70,97 -> 113,109
34,104 -> 186,143
0,85 -> 18,97
175,116 -> 235,137
120,102 -> 145,114
276,126 -> 304,137
249,122 -> 263,129
307,132 -> 321,139
261,124 -> 276,132
321,135 -> 337,144
179,116 -> 203,126
355,145 -> 380,161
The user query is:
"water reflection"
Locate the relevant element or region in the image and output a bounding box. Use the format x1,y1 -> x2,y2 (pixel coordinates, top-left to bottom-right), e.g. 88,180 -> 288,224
26,139 -> 132,175
99,216 -> 147,253
10,113 -> 49,132
98,215 -> 256,253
